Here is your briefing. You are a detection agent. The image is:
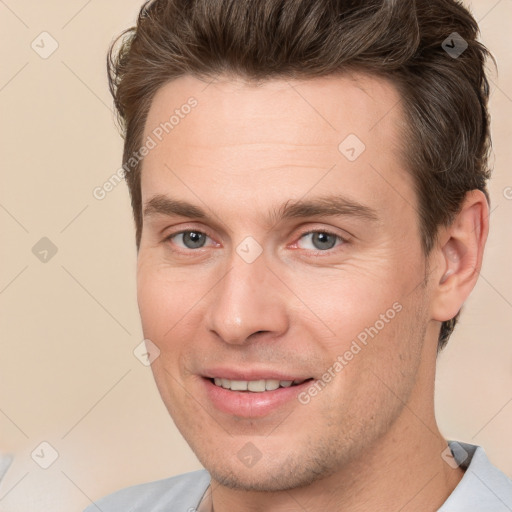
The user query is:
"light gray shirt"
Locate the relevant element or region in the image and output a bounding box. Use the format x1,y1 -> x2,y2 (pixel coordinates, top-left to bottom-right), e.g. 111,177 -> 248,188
84,441 -> 512,511
0,454 -> 12,485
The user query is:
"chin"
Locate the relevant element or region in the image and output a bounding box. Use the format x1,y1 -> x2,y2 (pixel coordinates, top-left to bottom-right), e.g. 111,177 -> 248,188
209,467 -> 316,492
201,449 -> 341,492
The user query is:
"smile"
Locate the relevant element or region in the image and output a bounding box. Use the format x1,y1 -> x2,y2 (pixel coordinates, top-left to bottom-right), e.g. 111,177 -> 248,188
211,377 -> 309,392
202,376 -> 315,417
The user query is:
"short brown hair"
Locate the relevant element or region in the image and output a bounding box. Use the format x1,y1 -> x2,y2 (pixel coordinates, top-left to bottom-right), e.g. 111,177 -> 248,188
107,0 -> 495,352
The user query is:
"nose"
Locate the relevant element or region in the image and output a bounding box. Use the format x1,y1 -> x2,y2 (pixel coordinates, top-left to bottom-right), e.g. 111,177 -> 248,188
205,253 -> 290,345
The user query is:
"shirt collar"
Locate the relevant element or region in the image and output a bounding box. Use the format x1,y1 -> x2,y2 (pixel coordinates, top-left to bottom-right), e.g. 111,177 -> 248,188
439,441 -> 512,511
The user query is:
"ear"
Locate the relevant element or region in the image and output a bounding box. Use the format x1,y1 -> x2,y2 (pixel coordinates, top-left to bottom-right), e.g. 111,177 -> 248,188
429,190 -> 489,322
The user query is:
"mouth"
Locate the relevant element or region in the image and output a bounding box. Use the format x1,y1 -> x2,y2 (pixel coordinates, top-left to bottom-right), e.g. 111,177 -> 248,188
200,375 -> 315,418
208,377 -> 312,392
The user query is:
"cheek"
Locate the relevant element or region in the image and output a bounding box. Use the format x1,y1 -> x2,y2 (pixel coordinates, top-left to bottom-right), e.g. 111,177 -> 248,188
289,259 -> 409,352
319,293 -> 427,437
137,260 -> 200,338
137,276 -> 169,338
136,264 -> 195,405
354,286 -> 427,382
136,260 -> 214,393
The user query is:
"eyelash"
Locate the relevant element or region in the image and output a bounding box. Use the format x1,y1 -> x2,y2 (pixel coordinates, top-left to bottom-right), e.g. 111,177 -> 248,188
163,228 -> 348,255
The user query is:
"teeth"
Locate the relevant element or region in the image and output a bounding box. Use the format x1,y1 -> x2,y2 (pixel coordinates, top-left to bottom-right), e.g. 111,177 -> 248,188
230,380 -> 248,391
212,378 -> 302,392
248,380 -> 266,392
265,379 -> 280,391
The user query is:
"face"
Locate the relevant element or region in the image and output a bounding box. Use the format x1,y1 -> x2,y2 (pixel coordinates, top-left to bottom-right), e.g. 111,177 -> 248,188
137,73 -> 434,491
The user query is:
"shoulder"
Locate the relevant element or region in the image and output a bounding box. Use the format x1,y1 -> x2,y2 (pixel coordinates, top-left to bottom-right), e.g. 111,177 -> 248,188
83,469 -> 211,512
440,441 -> 512,511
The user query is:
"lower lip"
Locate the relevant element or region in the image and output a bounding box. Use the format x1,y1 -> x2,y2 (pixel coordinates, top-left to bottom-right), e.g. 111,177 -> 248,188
201,377 -> 314,418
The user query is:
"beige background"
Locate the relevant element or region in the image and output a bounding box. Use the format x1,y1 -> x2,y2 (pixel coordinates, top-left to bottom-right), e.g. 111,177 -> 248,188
0,1 -> 511,510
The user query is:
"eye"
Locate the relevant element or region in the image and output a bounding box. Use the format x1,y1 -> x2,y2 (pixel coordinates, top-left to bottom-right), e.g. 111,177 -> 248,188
167,230 -> 211,250
164,229 -> 346,253
296,231 -> 345,251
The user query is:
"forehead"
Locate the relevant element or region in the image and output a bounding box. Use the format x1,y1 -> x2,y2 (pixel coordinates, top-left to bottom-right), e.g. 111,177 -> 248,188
145,71 -> 405,147
140,72 -> 414,222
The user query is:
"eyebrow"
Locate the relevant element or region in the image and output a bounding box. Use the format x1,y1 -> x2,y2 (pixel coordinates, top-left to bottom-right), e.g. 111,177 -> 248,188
142,194 -> 379,225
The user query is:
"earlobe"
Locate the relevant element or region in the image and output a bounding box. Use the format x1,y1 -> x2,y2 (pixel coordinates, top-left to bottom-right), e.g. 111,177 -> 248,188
430,190 -> 489,322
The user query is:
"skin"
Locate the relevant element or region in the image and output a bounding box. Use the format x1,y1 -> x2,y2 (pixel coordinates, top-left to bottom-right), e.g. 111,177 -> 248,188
136,73 -> 488,511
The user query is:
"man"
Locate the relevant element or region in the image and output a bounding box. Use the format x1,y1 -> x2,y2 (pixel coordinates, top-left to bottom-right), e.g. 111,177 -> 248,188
87,0 -> 512,510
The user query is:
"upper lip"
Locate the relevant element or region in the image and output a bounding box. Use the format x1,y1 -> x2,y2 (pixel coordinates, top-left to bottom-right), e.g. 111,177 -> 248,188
201,368 -> 312,382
